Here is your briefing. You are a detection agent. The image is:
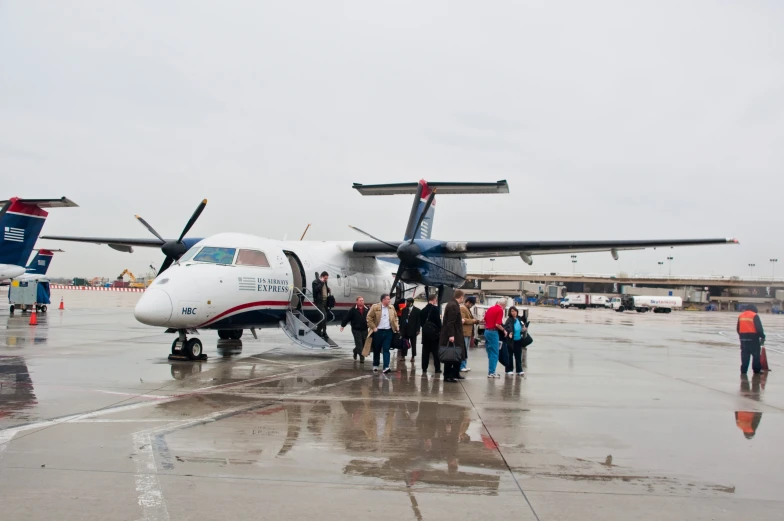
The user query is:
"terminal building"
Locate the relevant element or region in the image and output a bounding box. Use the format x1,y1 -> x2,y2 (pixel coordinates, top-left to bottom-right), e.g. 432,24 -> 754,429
465,272 -> 784,312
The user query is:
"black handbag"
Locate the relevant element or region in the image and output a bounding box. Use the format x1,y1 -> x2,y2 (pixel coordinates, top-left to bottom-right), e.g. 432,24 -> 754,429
326,295 -> 336,309
499,341 -> 510,366
391,332 -> 402,350
521,331 -> 533,347
438,341 -> 462,363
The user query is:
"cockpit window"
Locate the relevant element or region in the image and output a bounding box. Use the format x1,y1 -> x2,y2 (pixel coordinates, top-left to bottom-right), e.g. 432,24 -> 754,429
193,247 -> 236,264
236,249 -> 270,267
179,247 -> 200,263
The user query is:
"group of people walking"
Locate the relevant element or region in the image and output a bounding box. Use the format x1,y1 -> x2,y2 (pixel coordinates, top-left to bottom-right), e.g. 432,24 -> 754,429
336,283 -> 531,380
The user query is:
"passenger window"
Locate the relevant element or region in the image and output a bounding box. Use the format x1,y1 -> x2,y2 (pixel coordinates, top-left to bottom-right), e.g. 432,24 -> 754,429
193,247 -> 236,264
236,249 -> 270,267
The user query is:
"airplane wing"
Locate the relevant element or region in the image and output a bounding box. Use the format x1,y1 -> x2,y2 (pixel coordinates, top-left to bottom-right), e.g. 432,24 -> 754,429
40,236 -> 166,253
353,237 -> 738,260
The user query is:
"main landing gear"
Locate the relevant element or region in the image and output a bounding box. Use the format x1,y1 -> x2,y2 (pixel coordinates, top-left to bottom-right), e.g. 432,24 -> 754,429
169,330 -> 208,361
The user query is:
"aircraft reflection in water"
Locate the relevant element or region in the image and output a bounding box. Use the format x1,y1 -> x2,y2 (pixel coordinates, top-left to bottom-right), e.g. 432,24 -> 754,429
0,356 -> 37,422
736,373 -> 767,439
153,364 -> 511,493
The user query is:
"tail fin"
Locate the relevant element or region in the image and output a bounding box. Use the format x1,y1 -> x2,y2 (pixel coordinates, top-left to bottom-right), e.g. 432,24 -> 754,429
404,180 -> 435,241
0,197 -> 77,267
26,249 -> 61,275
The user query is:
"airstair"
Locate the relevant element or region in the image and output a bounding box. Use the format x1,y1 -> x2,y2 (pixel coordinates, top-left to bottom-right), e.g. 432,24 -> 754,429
280,289 -> 339,349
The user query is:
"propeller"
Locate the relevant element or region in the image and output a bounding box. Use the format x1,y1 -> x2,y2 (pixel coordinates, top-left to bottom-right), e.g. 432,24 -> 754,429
135,199 -> 208,274
351,189 -> 461,292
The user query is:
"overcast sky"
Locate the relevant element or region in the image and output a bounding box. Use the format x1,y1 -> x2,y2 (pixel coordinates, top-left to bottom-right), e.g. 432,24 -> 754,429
1,1 -> 782,279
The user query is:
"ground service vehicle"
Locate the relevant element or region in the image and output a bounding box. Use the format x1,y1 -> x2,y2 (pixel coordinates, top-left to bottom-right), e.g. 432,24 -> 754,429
610,296 -> 682,313
560,294 -> 608,309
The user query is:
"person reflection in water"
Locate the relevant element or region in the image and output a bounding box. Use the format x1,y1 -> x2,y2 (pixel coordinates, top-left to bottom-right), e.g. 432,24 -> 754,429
735,373 -> 766,439
735,411 -> 763,439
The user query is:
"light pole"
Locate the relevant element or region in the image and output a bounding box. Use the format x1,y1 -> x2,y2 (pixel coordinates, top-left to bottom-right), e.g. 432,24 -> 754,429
667,256 -> 674,277
749,263 -> 755,277
571,255 -> 577,274
657,261 -> 664,274
771,258 -> 778,279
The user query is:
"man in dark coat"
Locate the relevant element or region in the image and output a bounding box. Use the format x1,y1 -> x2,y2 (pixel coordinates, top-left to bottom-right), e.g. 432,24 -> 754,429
401,297 -> 421,363
439,289 -> 466,382
311,271 -> 331,339
341,296 -> 369,362
421,293 -> 442,375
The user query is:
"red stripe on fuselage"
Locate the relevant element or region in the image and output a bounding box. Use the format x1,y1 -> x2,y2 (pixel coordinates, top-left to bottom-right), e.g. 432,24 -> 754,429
196,300 -> 355,328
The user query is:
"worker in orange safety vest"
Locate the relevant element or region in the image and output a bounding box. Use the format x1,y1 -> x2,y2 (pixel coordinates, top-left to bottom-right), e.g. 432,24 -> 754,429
737,304 -> 766,375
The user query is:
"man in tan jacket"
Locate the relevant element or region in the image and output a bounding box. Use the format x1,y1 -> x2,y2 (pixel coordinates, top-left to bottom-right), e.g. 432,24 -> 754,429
366,293 -> 399,374
459,296 -> 479,373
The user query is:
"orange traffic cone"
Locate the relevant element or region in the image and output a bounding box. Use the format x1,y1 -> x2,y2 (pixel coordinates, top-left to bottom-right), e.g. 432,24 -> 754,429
59,297 -> 64,310
29,303 -> 38,326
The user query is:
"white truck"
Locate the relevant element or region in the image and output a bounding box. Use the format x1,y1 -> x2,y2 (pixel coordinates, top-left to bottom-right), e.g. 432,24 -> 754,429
560,294 -> 609,309
609,296 -> 682,313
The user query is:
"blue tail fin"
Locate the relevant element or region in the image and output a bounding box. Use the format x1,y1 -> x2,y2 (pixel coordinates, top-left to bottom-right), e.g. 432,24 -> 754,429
0,198 -> 48,267
26,249 -> 56,275
403,180 -> 435,241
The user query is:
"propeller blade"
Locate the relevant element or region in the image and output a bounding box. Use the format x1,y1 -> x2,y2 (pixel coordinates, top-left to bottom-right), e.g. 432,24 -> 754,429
159,256 -> 175,274
409,188 -> 437,244
390,263 -> 406,295
134,215 -> 165,243
178,199 -> 208,243
415,254 -> 465,279
348,225 -> 399,250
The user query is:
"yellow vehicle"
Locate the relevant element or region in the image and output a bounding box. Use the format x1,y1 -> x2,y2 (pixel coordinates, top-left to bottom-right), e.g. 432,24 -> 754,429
117,269 -> 147,288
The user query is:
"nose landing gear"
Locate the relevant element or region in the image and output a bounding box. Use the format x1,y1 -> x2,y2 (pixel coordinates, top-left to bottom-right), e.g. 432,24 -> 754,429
169,330 -> 208,361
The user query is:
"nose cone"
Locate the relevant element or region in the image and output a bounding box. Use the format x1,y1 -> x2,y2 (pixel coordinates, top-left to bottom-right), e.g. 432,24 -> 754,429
134,288 -> 173,326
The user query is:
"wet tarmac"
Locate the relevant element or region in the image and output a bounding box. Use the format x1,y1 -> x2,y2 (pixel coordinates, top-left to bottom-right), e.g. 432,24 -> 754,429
1,291 -> 783,520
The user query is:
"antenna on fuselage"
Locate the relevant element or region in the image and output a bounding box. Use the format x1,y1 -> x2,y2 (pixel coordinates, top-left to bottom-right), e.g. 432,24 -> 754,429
300,223 -> 311,241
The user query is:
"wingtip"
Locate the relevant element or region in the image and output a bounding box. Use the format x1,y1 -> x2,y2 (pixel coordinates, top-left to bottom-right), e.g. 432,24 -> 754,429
729,237 -> 740,244
202,199 -> 208,204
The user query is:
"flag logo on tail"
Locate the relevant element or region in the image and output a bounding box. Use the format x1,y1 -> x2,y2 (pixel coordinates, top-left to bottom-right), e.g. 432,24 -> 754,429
4,227 -> 24,242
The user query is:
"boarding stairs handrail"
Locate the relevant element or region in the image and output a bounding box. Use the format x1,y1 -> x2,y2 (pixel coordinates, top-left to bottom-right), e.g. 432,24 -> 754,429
290,288 -> 327,330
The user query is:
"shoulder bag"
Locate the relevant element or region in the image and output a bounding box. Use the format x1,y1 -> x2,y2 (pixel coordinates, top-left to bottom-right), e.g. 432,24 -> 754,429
438,341 -> 462,363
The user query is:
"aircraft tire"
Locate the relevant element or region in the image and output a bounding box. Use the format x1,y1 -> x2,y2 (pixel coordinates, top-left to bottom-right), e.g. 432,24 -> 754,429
217,330 -> 230,340
230,329 -> 243,340
184,338 -> 203,360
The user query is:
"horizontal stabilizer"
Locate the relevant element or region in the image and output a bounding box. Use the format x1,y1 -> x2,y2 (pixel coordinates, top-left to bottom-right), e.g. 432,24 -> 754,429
0,197 -> 78,208
353,180 -> 509,196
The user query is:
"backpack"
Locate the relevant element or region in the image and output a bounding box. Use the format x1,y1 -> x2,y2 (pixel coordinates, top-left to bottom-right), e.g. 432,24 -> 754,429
422,306 -> 439,342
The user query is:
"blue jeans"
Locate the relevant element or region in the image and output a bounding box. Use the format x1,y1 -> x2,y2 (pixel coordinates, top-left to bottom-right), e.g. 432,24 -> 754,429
484,330 -> 500,375
460,338 -> 470,370
373,329 -> 393,369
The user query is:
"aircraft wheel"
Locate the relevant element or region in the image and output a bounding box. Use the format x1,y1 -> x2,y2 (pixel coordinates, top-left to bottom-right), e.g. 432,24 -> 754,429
230,330 -> 243,340
184,338 -> 203,360
217,330 -> 230,340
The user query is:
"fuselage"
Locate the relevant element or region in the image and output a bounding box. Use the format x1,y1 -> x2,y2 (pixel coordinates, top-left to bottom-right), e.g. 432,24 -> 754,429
134,233 -> 450,330
0,264 -> 26,280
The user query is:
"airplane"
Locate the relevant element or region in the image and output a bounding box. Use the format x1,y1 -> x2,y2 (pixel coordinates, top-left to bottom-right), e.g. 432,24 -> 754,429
0,197 -> 78,281
42,180 -> 737,360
